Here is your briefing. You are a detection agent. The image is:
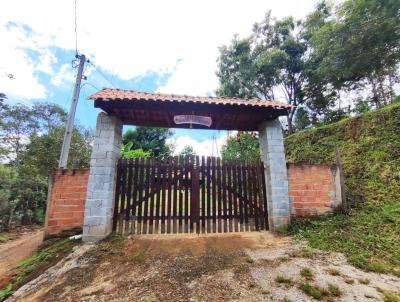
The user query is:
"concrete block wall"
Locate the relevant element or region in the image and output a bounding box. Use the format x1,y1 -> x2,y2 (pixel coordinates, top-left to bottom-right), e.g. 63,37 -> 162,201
83,113 -> 123,242
288,164 -> 341,217
45,169 -> 89,235
258,119 -> 290,230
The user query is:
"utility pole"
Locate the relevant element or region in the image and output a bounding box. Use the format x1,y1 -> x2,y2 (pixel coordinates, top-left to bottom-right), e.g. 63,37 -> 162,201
58,54 -> 86,168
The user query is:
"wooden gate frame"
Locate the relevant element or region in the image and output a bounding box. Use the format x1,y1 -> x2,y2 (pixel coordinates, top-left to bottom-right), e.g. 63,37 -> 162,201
112,156 -> 268,235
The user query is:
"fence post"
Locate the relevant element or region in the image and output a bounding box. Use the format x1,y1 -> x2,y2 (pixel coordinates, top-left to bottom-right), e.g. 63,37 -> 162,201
335,148 -> 347,213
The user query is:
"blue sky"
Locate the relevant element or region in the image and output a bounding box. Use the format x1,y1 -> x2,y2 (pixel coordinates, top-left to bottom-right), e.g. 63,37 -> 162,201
0,0 -> 317,155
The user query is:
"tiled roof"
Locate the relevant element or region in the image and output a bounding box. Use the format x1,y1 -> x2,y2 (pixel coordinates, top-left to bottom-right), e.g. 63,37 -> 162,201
88,88 -> 292,109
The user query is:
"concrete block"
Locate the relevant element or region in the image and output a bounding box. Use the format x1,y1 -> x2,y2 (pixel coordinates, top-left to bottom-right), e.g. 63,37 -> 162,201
83,113 -> 122,242
258,118 -> 290,231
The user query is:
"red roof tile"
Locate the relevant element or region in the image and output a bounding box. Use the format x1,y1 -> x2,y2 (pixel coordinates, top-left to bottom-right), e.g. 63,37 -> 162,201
88,88 -> 292,109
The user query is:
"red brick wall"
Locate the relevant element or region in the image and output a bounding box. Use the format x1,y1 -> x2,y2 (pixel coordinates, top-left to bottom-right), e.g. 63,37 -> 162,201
45,169 -> 89,235
288,164 -> 338,217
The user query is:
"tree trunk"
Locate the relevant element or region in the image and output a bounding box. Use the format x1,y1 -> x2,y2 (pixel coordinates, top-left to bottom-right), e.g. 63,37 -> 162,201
287,114 -> 293,135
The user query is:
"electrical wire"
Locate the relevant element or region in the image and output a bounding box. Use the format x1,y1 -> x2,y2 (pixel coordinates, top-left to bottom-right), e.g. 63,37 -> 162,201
88,61 -> 116,88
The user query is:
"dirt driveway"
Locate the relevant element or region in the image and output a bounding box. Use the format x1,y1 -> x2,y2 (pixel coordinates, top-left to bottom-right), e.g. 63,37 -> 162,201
0,229 -> 44,277
7,232 -> 400,302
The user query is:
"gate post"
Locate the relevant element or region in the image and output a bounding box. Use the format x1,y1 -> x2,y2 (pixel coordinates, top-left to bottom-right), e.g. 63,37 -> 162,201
258,119 -> 290,231
83,113 -> 122,242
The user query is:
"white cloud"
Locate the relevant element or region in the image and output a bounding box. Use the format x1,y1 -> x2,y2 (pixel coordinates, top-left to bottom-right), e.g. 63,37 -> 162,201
51,64 -> 75,88
0,22 -> 57,100
1,0 -> 317,99
167,131 -> 237,157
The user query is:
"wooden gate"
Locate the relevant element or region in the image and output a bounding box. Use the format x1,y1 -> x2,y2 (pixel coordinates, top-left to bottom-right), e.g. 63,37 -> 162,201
112,156 -> 268,235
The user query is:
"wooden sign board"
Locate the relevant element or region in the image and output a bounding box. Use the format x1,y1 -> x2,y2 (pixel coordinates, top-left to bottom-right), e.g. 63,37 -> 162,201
173,115 -> 212,127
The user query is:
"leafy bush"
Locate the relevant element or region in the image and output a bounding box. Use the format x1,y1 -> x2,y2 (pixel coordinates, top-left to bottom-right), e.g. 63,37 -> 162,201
0,165 -> 47,231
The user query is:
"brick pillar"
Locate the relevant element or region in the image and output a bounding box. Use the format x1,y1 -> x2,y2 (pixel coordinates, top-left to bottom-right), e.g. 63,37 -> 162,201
258,119 -> 290,231
83,113 -> 122,242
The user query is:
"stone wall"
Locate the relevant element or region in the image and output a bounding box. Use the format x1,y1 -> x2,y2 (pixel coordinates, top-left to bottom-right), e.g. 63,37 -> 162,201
288,164 -> 341,217
45,169 -> 89,235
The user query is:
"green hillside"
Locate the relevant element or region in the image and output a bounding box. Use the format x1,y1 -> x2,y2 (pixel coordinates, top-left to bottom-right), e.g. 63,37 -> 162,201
285,102 -> 400,276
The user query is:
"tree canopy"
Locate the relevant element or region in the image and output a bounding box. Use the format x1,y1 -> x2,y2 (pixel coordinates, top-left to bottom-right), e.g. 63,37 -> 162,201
122,127 -> 173,157
0,99 -> 93,230
216,0 -> 400,132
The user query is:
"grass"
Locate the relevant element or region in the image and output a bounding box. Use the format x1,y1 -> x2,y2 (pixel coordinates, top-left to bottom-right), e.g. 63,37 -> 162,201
377,288 -> 400,302
327,268 -> 341,276
299,283 -> 329,300
0,234 -> 11,243
359,278 -> 370,285
299,282 -> 342,300
286,102 -> 400,276
327,283 -> 342,297
344,278 -> 355,284
275,274 -> 294,285
0,237 -> 81,301
300,268 -> 314,281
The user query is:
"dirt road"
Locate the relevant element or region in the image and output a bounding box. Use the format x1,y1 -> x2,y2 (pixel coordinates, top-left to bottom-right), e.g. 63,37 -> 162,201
7,232 -> 400,301
0,229 -> 44,277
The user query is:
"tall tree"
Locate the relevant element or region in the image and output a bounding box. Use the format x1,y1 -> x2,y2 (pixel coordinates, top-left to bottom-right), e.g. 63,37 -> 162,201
221,133 -> 260,162
216,12 -> 333,133
311,0 -> 400,107
122,127 -> 172,157
0,104 -> 39,166
179,145 -> 196,157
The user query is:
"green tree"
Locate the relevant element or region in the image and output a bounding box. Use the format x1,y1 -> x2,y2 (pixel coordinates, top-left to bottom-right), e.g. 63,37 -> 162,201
310,0 -> 400,107
221,133 -> 260,162
179,145 -> 196,157
0,104 -> 39,166
216,11 -> 335,133
122,127 -> 172,157
20,126 -> 92,176
0,102 -> 93,229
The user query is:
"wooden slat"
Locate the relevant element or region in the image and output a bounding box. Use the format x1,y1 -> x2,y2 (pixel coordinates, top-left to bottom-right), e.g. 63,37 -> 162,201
155,157 -> 162,234
211,157 -> 217,233
216,157 -> 222,233
259,161 -> 268,230
183,156 -> 189,233
166,157 -> 173,233
232,161 -> 239,232
252,163 -> 260,231
191,156 -> 200,233
141,158 -> 149,234
131,158 -> 139,234
242,163 -> 249,231
147,158 -> 155,234
238,161 -> 244,232
206,156 -> 211,233
172,156 -> 179,233
201,156 -> 206,233
161,158 -> 167,234
227,160 -> 233,232
248,162 -> 256,231
136,157 -> 145,234
118,158 -> 127,234
112,160 -> 122,233
178,156 -> 183,233
222,158 -> 228,232
124,159 -> 134,234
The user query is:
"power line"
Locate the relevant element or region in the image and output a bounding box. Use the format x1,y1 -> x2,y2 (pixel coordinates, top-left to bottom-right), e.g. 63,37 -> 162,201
89,61 -> 116,88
